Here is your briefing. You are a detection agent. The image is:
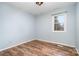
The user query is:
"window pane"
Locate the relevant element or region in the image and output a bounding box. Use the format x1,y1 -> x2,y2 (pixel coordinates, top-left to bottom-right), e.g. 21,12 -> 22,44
54,15 -> 65,31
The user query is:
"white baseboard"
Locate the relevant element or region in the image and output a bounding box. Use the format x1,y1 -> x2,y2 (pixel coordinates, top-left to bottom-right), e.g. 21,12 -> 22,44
0,39 -> 35,52
35,38 -> 75,48
75,48 -> 79,54
0,38 -> 75,52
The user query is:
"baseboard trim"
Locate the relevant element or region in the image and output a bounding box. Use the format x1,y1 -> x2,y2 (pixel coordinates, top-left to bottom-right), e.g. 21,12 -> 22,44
35,38 -> 75,48
0,39 -> 35,52
75,48 -> 79,54
0,38 -> 75,52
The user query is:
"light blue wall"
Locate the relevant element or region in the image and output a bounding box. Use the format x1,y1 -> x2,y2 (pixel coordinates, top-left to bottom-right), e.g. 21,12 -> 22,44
0,3 -> 35,50
0,3 -> 77,50
36,5 -> 76,47
76,3 -> 79,51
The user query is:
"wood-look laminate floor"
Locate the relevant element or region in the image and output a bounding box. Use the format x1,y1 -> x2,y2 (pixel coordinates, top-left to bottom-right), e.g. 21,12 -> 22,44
0,40 -> 78,56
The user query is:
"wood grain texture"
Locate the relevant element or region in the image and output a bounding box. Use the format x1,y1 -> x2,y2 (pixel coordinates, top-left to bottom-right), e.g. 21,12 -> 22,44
0,40 -> 78,56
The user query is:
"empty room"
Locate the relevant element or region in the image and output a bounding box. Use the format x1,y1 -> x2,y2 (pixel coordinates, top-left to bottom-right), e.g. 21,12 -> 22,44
0,2 -> 79,56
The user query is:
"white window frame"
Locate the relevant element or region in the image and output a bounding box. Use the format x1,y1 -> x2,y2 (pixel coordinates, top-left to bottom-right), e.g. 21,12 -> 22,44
52,13 -> 67,32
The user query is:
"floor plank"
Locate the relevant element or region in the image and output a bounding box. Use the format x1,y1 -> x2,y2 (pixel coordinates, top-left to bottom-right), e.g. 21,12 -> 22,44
0,40 -> 78,56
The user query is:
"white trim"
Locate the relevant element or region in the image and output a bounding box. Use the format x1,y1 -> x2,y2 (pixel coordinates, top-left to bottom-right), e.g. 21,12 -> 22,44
36,38 -> 75,48
0,39 -> 75,52
0,39 -> 35,52
75,48 -> 79,54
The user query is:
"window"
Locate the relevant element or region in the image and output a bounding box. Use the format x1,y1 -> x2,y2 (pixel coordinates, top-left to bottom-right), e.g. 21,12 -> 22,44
52,13 -> 67,32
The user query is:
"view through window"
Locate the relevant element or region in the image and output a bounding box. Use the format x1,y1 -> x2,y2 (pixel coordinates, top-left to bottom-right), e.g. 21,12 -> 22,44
52,13 -> 66,32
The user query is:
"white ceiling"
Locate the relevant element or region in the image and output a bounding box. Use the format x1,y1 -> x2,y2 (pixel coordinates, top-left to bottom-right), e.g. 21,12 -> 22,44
7,2 -> 76,16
